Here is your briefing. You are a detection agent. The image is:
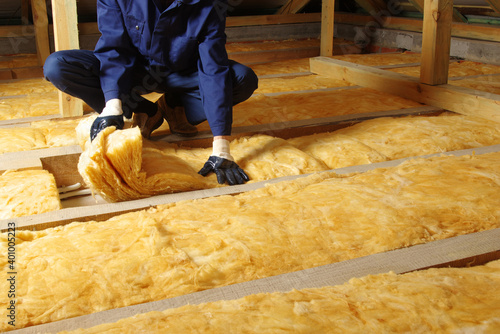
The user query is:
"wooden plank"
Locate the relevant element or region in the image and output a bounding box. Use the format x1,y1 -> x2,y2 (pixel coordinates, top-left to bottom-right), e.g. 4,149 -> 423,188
420,0 -> 453,85
229,46 -> 320,65
321,0 -> 336,56
310,57 -> 500,122
51,0 -> 83,118
353,0 -> 387,17
21,0 -> 30,25
0,66 -> 44,80
486,0 -> 500,13
408,0 -> 468,23
276,0 -> 312,15
30,0 -> 51,66
9,220 -> 500,333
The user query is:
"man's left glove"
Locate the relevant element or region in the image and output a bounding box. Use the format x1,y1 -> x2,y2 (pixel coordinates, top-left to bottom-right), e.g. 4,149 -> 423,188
198,156 -> 249,185
198,137 -> 249,185
90,99 -> 124,141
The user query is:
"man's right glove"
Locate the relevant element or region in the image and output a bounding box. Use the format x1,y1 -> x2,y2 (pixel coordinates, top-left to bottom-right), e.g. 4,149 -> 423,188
90,98 -> 124,141
90,115 -> 124,141
198,156 -> 249,185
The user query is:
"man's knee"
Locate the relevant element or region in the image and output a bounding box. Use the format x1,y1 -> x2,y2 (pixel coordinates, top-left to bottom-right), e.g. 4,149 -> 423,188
231,62 -> 258,104
43,51 -> 66,84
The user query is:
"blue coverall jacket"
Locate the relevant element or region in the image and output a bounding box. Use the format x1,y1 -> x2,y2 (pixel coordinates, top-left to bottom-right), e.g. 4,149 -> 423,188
95,0 -> 233,136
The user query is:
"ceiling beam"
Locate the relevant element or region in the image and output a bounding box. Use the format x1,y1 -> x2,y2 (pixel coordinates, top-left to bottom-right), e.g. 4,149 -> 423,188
408,0 -> 468,23
276,0 -> 312,14
486,0 -> 500,12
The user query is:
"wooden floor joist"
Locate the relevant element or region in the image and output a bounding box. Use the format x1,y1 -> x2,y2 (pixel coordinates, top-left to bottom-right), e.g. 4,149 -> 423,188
310,56 -> 500,123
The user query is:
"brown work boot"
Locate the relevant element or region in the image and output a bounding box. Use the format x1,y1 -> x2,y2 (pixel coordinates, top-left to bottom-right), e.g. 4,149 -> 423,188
132,108 -> 164,139
158,95 -> 198,137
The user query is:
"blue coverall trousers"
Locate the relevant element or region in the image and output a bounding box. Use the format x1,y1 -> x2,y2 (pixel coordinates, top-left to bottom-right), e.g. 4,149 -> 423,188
43,49 -> 258,125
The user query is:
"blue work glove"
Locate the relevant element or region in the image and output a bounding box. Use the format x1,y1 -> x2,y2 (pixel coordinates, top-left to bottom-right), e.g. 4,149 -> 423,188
90,115 -> 124,141
198,156 -> 249,185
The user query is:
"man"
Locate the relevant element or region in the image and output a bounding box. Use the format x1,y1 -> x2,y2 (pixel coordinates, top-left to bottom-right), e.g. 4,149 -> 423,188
43,0 -> 258,185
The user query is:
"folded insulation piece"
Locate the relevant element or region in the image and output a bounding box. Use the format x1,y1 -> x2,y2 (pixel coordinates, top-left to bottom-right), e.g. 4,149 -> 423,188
61,260 -> 500,333
2,151 -> 500,330
0,169 -> 61,219
78,113 -> 500,202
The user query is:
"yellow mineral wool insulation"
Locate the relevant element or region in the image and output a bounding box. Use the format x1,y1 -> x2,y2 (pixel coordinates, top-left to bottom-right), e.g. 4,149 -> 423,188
288,112 -> 500,169
0,169 -> 61,219
61,260 -> 500,334
0,127 -> 47,153
451,75 -> 500,95
226,38 -> 320,53
208,87 -> 422,132
387,60 -> 500,78
0,92 -> 59,120
77,116 -> 329,202
0,117 -> 88,154
0,78 -> 58,97
2,152 -> 500,330
78,112 -> 500,202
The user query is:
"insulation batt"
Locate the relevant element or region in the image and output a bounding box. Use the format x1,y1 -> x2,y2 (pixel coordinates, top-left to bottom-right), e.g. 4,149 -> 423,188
2,152 -> 500,330
60,260 -> 500,333
0,169 -> 61,219
0,118 -> 84,154
77,113 -> 500,202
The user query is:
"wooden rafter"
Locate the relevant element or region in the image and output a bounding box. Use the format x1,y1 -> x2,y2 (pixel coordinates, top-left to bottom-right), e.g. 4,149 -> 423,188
486,0 -> 500,12
277,0 -> 312,14
353,0 -> 388,16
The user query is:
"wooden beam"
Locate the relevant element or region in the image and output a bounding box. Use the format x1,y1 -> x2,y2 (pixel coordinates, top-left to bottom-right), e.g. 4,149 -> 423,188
420,0 -> 453,85
277,0 -> 312,15
408,0 -> 467,23
30,0 -> 51,66
334,12 -> 500,42
21,0 -> 30,25
353,0 -> 387,17
310,57 -> 500,122
51,0 -> 83,117
1,13 -> 498,43
321,0 -> 336,56
486,0 -> 500,13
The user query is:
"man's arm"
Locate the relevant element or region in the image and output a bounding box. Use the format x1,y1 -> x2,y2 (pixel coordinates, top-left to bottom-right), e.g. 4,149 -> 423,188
196,3 -> 249,185
197,3 -> 233,137
91,0 -> 139,140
